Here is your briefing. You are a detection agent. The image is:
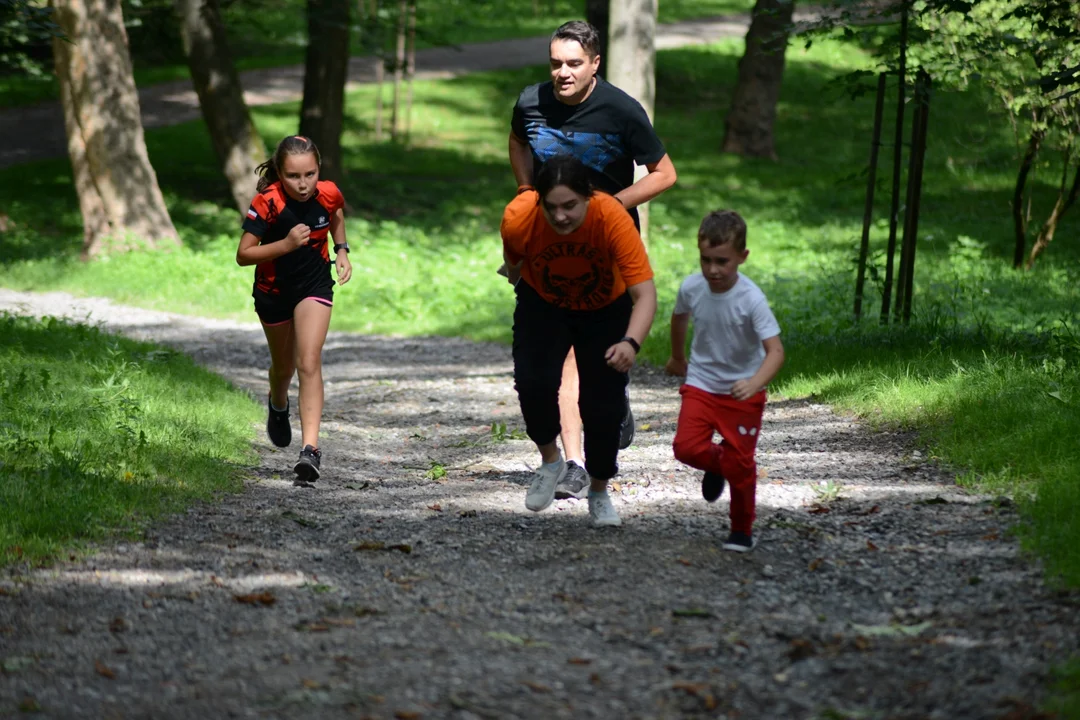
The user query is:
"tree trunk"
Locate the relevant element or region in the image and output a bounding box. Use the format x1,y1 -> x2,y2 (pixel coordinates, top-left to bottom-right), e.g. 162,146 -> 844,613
389,0 -> 406,141
1013,125 -> 1044,268
607,0 -> 656,241
175,0 -> 265,213
880,3 -> 908,324
1026,156 -> 1079,269
403,0 -> 416,142
721,0 -> 795,160
585,0 -> 609,78
51,0 -> 179,258
299,0 -> 350,182
898,70 -> 930,326
855,73 -> 887,321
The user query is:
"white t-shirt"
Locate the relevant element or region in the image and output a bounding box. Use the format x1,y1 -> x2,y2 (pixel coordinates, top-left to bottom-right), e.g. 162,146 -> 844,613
673,272 -> 781,395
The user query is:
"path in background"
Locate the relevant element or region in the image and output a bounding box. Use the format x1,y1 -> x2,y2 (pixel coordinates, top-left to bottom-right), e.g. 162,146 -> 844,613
1,287 -> 1077,719
0,14 -> 770,169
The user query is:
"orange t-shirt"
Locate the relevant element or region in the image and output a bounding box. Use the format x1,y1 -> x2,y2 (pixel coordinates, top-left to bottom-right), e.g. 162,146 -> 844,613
501,190 -> 653,311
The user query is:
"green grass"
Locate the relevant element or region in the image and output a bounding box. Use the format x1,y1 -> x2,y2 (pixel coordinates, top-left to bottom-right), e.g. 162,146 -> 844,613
0,0 -> 753,108
0,36 -> 1078,588
1047,660 -> 1080,720
0,314 -> 261,567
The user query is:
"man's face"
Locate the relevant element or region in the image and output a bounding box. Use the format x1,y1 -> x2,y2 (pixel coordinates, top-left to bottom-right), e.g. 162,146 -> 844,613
549,39 -> 600,105
698,240 -> 748,293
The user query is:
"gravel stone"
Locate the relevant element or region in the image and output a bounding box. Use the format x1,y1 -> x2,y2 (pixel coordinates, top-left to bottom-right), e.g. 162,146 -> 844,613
1,288 -> 1078,720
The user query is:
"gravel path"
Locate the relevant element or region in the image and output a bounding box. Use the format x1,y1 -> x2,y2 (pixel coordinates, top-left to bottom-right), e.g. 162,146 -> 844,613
1,288 -> 1078,720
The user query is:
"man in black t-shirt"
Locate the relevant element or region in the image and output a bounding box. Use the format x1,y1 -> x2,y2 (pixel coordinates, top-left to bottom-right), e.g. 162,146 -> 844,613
508,20 -> 677,502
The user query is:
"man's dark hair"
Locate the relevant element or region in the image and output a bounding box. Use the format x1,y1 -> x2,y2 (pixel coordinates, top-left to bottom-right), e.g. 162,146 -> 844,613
550,20 -> 600,57
698,210 -> 747,250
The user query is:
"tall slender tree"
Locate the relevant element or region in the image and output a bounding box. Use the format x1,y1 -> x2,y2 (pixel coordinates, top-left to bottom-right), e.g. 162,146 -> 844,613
175,0 -> 266,213
299,0 -> 350,182
50,0 -> 178,258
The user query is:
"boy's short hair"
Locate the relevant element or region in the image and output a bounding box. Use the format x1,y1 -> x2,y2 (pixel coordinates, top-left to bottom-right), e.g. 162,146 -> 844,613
698,210 -> 747,251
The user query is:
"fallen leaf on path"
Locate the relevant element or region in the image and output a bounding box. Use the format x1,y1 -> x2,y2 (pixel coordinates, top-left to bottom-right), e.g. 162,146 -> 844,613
862,505 -> 881,515
394,712 -> 422,720
982,532 -> 1000,541
320,617 -> 356,628
672,680 -> 710,696
787,638 -> 816,661
427,504 -> 442,512
677,557 -> 692,566
282,510 -> 318,528
610,482 -> 622,492
866,540 -> 879,551
458,509 -> 477,518
640,423 -> 652,431
94,659 -> 116,679
301,678 -> 321,689
234,592 -> 276,606
355,541 -> 386,551
808,504 -> 830,514
522,680 -> 552,693
568,657 -> 592,665
808,558 -> 824,571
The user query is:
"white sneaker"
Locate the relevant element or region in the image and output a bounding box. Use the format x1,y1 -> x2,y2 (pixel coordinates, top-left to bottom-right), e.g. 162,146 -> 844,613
588,491 -> 622,527
525,459 -> 566,512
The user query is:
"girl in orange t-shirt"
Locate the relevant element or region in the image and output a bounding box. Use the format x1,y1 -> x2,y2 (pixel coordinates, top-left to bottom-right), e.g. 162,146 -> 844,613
501,155 -> 657,527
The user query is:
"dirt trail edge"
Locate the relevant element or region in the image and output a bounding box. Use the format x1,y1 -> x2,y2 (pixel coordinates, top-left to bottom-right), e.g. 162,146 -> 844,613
1,288 -> 1078,720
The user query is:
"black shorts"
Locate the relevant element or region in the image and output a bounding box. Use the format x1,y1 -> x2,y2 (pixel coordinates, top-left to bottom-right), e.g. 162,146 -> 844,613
253,285 -> 334,326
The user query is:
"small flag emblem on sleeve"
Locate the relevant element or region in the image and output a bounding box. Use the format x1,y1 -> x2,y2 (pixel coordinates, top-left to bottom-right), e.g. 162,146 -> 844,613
247,207 -> 258,219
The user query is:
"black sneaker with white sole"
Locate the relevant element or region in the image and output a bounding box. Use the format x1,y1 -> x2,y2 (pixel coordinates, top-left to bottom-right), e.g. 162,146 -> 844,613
266,395 -> 291,448
722,531 -> 757,553
554,462 -> 589,500
294,445 -> 321,484
702,471 -> 726,503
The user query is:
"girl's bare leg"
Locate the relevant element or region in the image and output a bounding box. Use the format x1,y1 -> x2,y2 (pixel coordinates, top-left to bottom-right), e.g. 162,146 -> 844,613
292,299 -> 333,449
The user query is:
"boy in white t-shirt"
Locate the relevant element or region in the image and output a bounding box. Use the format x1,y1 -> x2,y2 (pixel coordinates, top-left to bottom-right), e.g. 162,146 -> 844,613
665,210 -> 785,552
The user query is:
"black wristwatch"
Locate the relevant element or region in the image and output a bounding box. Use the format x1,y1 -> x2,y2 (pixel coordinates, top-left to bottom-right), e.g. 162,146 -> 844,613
333,243 -> 350,254
619,336 -> 641,353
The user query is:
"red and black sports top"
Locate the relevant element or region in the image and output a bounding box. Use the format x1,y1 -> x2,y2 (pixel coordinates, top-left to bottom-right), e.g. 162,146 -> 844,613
242,180 -> 345,296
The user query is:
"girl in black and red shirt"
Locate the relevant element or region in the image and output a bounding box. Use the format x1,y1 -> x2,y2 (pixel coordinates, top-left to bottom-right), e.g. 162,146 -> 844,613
236,135 -> 351,485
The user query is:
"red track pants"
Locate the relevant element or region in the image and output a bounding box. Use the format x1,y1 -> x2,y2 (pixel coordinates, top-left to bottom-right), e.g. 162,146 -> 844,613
672,384 -> 766,535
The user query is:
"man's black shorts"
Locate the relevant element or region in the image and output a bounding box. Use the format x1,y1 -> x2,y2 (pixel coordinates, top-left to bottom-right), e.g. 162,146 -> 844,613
253,284 -> 334,326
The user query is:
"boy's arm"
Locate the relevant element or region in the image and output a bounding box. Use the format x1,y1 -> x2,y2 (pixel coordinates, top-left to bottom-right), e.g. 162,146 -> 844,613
731,335 -> 785,401
665,312 -> 690,376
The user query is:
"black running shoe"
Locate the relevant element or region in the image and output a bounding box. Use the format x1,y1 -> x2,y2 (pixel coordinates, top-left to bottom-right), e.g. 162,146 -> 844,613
554,462 -> 589,500
722,531 -> 757,553
702,471 -> 726,503
618,404 -> 635,450
266,395 -> 291,448
294,445 -> 321,483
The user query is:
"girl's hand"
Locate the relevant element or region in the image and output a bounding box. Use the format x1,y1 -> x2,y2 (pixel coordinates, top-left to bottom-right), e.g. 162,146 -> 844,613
605,341 -> 637,373
336,252 -> 352,285
665,356 -> 688,377
286,224 -> 311,249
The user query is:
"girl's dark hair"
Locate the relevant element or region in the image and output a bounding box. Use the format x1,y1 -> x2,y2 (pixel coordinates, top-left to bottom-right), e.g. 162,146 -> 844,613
535,155 -> 593,200
254,135 -> 321,192
551,21 -> 600,57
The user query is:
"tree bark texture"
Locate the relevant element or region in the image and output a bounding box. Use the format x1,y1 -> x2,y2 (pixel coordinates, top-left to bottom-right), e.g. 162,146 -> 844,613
389,0 -> 406,141
585,0 -> 609,78
855,73 -> 887,321
300,0 -> 350,182
721,0 -> 795,160
880,3 -> 908,324
1013,126 -> 1044,268
607,0 -> 656,240
175,0 -> 265,213
50,0 -> 178,258
1026,157 -> 1079,269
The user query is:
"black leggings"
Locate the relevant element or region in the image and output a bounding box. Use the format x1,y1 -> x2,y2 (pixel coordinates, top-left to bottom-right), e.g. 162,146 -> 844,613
512,282 -> 632,481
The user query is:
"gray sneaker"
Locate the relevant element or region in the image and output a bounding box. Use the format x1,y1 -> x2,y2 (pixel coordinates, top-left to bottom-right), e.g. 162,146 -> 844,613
525,459 -> 566,512
554,462 -> 589,500
588,491 -> 622,527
